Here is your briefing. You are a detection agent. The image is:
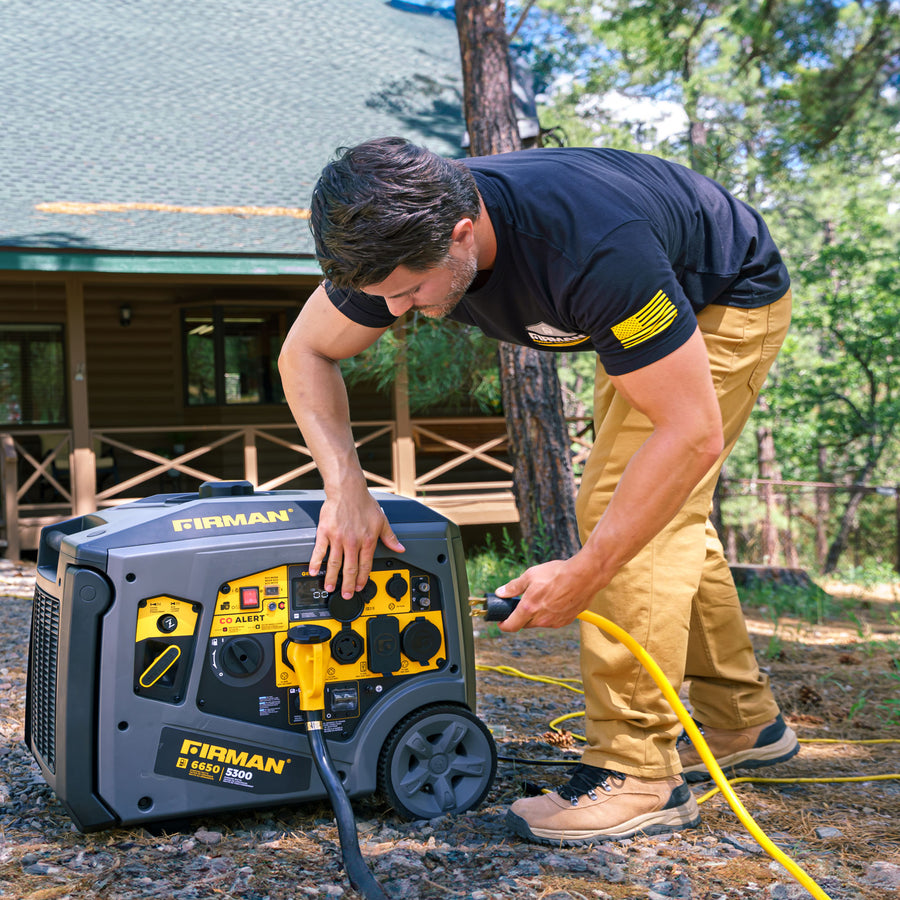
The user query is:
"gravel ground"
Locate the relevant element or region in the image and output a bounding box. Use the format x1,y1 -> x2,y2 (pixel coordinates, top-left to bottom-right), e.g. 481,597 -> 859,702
1,557 -> 899,900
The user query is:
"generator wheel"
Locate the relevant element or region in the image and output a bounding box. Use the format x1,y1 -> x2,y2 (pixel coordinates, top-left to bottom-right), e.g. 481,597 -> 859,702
378,704 -> 497,821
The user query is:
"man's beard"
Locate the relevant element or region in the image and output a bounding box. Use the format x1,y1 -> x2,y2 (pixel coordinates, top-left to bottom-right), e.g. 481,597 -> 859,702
419,252 -> 479,319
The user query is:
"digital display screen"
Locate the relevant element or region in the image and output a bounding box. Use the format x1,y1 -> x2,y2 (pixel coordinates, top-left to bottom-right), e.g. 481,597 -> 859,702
290,575 -> 331,613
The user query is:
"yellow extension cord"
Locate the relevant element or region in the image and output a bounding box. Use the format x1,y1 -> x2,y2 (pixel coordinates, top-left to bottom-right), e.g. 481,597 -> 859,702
477,609 -> 900,900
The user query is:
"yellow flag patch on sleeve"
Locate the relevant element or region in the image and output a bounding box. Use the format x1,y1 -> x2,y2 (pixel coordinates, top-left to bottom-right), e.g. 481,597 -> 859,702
611,290 -> 678,349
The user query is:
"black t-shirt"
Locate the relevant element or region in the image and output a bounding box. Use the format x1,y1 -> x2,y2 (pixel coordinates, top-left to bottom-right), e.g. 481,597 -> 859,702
325,147 -> 790,375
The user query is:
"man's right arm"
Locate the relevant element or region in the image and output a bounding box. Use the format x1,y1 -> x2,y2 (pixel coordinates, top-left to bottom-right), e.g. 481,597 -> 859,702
278,284 -> 405,599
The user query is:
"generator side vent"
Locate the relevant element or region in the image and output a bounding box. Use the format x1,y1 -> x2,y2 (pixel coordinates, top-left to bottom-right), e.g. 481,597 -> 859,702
29,585 -> 60,773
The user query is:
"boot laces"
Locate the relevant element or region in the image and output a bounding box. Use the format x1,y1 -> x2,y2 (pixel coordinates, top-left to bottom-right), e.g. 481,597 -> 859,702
557,764 -> 626,805
676,720 -> 705,748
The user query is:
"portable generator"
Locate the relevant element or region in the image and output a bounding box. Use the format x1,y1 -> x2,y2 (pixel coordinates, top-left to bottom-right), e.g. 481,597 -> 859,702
25,482 -> 497,833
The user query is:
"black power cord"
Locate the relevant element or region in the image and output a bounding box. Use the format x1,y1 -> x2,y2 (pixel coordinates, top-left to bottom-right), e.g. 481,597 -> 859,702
287,625 -> 388,900
305,711 -> 388,900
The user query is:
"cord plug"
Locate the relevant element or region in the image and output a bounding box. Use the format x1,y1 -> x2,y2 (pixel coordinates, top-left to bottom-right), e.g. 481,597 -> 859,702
469,593 -> 521,622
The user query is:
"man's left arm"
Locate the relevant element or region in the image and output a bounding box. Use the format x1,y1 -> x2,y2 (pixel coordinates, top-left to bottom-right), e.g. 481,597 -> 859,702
496,327 -> 724,631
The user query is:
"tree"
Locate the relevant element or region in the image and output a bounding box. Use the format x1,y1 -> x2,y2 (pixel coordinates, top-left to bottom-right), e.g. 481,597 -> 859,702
781,197 -> 900,572
341,315 -> 502,414
455,0 -> 580,559
529,0 -> 900,571
537,0 -> 900,185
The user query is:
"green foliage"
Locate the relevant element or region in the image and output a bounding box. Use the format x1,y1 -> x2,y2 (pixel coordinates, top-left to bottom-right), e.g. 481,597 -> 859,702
340,314 -> 503,414
465,531 -> 529,599
523,0 -> 900,571
534,0 -> 900,185
779,196 -> 900,485
465,521 -> 557,598
736,580 -> 839,626
832,560 -> 900,591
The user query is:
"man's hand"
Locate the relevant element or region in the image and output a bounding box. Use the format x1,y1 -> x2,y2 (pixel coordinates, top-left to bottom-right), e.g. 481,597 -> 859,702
493,552 -> 605,632
309,488 -> 405,598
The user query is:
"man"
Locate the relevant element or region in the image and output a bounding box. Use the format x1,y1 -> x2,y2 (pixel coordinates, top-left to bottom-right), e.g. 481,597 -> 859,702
279,136 -> 798,845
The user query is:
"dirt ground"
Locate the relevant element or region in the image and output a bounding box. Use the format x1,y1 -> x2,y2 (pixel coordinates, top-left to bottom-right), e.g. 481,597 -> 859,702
1,560 -> 899,899
471,580 -> 900,898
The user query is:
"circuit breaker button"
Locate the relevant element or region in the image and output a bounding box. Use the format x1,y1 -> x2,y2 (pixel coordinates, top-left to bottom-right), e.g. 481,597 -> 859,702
366,615 -> 401,674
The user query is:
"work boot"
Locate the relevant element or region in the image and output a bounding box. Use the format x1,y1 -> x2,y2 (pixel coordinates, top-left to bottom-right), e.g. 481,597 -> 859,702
677,714 -> 800,783
506,764 -> 701,846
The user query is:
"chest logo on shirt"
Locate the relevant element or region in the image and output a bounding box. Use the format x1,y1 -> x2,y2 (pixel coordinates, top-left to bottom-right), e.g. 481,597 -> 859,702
525,322 -> 591,348
611,290 -> 678,349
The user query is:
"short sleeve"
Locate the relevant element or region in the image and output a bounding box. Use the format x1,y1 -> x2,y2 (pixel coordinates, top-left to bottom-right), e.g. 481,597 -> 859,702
565,221 -> 699,375
324,281 -> 399,329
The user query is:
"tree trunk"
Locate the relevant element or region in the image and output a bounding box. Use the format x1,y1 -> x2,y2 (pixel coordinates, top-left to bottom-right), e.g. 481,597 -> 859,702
815,445 -> 830,567
824,486 -> 867,574
756,419 -> 779,566
455,0 -> 579,559
823,452 -> 883,573
497,344 -> 580,554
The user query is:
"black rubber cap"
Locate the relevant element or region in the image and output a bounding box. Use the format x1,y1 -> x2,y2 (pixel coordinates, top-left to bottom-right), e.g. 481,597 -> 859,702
288,624 -> 332,644
199,480 -> 255,498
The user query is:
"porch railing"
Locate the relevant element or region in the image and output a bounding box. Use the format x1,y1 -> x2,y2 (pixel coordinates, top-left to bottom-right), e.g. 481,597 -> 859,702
1,416 -> 594,558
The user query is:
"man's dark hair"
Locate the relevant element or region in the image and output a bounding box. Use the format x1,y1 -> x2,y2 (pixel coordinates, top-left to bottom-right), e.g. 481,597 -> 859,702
310,136 -> 480,290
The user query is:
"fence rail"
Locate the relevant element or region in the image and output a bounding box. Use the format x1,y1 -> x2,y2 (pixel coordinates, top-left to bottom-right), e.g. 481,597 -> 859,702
3,423 -> 897,577
1,418 -> 591,558
716,477 -> 900,575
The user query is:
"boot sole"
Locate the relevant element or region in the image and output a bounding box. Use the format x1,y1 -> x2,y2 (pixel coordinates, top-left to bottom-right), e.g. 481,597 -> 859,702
506,800 -> 701,846
682,726 -> 800,783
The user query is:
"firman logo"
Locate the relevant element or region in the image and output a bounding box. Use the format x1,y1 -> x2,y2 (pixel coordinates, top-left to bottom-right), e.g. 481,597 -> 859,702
171,509 -> 293,532
179,738 -> 289,773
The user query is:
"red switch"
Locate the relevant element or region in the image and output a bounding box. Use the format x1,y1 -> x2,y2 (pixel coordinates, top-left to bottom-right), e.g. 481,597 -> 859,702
239,586 -> 260,610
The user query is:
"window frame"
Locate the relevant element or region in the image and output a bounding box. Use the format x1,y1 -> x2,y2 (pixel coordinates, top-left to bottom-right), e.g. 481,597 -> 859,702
180,304 -> 293,408
0,323 -> 68,427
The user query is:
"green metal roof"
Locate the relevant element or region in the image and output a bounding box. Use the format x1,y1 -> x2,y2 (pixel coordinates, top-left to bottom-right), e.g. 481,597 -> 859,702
1,0 -> 466,273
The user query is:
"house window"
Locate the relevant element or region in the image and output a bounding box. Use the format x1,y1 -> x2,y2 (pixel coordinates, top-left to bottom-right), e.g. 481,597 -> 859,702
0,324 -> 67,425
182,307 -> 290,406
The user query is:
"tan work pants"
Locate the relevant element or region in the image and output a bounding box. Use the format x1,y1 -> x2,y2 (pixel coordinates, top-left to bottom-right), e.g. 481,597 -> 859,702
574,291 -> 792,777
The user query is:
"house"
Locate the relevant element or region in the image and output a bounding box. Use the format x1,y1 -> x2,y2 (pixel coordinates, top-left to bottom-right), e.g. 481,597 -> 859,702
0,0 -> 540,558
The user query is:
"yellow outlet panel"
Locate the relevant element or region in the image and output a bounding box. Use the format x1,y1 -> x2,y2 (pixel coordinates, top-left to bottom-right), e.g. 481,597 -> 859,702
135,596 -> 199,642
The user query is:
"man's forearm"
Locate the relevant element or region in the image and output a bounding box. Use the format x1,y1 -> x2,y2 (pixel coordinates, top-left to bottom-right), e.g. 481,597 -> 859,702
277,290 -> 403,595
495,421 -> 721,632
280,349 -> 367,496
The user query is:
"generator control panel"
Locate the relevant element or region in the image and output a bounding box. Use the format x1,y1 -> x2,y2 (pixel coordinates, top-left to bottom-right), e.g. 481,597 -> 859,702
133,560 -> 449,739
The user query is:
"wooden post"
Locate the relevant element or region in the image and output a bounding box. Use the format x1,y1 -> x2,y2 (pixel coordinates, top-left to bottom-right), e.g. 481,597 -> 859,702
66,277 -> 97,515
243,428 -> 259,488
392,328 -> 416,498
1,434 -> 20,561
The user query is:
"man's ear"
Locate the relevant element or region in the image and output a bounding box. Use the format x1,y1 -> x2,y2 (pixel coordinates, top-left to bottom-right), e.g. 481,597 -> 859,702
450,217 -> 476,249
